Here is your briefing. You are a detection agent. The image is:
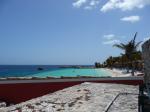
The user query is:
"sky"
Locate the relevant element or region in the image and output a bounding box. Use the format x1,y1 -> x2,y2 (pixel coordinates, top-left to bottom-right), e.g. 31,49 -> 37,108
0,0 -> 150,65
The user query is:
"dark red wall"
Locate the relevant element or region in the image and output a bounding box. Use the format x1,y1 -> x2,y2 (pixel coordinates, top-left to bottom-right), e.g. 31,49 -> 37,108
0,80 -> 143,104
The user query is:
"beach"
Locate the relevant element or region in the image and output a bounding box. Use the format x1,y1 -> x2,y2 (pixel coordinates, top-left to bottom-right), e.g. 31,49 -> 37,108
105,68 -> 143,77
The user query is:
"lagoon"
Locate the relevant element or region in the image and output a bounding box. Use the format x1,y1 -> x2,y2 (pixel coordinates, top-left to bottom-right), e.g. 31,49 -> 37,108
31,68 -> 111,78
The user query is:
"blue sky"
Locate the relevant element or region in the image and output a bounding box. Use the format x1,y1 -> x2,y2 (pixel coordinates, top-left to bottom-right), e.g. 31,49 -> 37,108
0,0 -> 150,65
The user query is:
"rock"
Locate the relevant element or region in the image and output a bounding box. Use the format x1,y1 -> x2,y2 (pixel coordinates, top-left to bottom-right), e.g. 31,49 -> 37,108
0,102 -> 6,108
37,67 -> 44,71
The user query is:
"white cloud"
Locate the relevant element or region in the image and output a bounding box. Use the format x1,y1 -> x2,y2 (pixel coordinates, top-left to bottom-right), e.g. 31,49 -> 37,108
72,0 -> 87,8
143,37 -> 150,41
73,0 -> 100,9
84,6 -> 93,10
103,34 -> 115,40
101,0 -> 150,12
102,34 -> 121,45
90,0 -> 100,6
103,39 -> 120,45
120,16 -> 140,23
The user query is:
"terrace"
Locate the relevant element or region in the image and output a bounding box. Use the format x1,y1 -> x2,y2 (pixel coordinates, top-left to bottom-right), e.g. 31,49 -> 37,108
1,82 -> 139,112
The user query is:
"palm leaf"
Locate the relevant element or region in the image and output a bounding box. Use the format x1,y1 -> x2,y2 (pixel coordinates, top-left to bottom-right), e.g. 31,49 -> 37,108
132,32 -> 138,43
135,41 -> 142,48
113,43 -> 126,50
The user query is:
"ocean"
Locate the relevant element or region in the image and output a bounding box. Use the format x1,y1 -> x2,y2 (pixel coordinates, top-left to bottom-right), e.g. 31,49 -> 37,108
0,65 -> 111,78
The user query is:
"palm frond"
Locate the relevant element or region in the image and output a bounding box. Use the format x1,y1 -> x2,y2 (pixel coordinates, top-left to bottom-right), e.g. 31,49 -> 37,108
120,43 -> 126,48
133,32 -> 138,43
113,43 -> 126,50
135,41 -> 142,48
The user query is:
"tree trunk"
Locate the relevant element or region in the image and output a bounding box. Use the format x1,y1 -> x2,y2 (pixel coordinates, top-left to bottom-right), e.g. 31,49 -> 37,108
131,61 -> 134,76
126,62 -> 129,73
131,68 -> 134,76
127,67 -> 130,73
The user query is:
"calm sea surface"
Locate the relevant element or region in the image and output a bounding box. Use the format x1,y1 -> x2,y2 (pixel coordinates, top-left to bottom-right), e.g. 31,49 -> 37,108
0,65 -> 111,78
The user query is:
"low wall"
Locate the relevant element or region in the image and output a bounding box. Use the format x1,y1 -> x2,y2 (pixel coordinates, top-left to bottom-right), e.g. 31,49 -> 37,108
142,39 -> 150,83
0,77 -> 143,104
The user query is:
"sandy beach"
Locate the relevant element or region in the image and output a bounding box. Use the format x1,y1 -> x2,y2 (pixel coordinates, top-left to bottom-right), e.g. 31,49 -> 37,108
105,68 -> 143,77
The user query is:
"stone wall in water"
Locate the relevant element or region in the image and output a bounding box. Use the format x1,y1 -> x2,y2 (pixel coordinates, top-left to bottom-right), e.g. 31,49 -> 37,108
142,39 -> 150,83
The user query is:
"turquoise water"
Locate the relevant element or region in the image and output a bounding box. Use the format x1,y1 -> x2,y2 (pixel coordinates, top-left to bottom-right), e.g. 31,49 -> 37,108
31,68 -> 112,78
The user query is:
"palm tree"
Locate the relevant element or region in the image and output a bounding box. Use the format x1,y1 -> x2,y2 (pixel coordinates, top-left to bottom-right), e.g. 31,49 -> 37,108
113,32 -> 142,76
106,56 -> 114,69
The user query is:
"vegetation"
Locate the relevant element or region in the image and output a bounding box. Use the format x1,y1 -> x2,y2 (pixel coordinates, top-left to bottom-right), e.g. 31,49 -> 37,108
95,32 -> 143,76
95,62 -> 102,68
113,32 -> 142,76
